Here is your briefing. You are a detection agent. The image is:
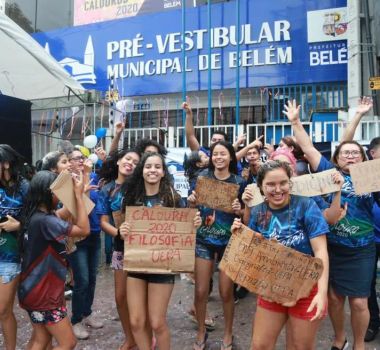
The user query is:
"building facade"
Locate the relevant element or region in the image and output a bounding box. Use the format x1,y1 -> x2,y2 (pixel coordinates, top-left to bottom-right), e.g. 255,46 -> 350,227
4,0 -> 380,159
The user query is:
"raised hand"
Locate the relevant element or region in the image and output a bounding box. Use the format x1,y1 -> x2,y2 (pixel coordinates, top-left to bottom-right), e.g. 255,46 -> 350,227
331,171 -> 344,189
114,121 -> 125,136
356,96 -> 373,115
95,147 -> 107,162
182,101 -> 192,113
283,99 -> 301,123
72,171 -> 84,196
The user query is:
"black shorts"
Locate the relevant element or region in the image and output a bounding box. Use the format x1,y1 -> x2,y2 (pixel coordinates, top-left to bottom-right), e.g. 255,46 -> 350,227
128,272 -> 175,284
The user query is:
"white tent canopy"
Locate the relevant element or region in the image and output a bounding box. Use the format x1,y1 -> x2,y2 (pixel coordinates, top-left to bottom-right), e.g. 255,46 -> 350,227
0,12 -> 84,101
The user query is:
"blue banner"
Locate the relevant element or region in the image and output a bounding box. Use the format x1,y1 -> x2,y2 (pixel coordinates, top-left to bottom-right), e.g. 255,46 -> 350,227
33,0 -> 347,96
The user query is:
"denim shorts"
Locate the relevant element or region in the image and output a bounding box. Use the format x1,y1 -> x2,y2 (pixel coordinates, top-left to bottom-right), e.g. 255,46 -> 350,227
195,241 -> 226,262
28,306 -> 67,325
0,262 -> 21,284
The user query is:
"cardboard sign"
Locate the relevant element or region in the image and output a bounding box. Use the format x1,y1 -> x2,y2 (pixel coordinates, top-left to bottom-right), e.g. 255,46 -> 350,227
245,184 -> 265,207
50,170 -> 95,218
350,158 -> 380,194
219,224 -> 323,304
124,206 -> 198,274
195,176 -> 239,213
290,169 -> 340,197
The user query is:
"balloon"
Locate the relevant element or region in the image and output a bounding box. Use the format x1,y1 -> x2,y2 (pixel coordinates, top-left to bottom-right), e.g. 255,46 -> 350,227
88,153 -> 99,164
83,135 -> 97,149
95,128 -> 107,139
78,146 -> 90,158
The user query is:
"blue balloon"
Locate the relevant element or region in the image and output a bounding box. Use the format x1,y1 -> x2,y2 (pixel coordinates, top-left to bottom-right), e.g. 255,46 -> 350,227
95,128 -> 107,139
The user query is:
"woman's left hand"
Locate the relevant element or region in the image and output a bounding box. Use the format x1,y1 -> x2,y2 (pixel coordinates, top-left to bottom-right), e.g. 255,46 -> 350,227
307,290 -> 327,322
0,215 -> 21,232
193,211 -> 202,229
119,222 -> 131,240
331,171 -> 344,189
232,198 -> 241,214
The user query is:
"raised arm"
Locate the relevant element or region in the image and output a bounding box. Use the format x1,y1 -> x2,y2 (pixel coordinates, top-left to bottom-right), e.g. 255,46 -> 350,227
109,121 -> 124,155
283,100 -> 322,171
183,102 -> 200,151
236,135 -> 263,161
233,133 -> 247,151
341,97 -> 373,142
70,172 -> 90,237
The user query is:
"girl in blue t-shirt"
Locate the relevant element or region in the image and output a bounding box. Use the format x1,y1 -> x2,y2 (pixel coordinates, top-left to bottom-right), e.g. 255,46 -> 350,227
119,152 -> 201,350
283,99 -> 379,350
234,160 -> 329,349
187,141 -> 244,350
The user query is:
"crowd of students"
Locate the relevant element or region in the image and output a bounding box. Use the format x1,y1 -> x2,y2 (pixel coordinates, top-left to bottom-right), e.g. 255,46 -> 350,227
0,97 -> 379,350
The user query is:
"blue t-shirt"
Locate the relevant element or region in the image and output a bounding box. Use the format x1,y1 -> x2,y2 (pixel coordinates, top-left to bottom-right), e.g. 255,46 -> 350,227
248,195 -> 328,255
372,203 -> 380,243
0,178 -> 29,263
96,180 -> 124,251
312,195 -> 329,211
317,156 -> 375,247
196,169 -> 245,246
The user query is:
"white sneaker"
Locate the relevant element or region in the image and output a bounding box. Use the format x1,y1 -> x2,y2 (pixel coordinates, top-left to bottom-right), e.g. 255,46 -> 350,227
73,322 -> 89,340
84,315 -> 104,329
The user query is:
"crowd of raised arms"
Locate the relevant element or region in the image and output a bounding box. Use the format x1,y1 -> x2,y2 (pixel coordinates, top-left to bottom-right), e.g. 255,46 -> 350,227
0,97 -> 378,350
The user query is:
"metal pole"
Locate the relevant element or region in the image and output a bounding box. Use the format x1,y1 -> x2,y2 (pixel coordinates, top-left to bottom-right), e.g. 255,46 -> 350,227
235,0 -> 240,137
207,0 -> 212,126
363,0 -> 379,115
182,0 -> 187,146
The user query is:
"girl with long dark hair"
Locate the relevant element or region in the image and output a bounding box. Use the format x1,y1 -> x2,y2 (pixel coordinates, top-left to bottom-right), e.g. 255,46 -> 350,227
187,141 -> 245,350
119,152 -> 201,350
97,149 -> 141,350
18,170 -> 89,349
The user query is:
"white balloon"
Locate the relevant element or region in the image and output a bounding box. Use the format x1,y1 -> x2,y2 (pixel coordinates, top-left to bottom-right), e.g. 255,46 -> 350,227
83,135 -> 97,149
88,153 -> 99,164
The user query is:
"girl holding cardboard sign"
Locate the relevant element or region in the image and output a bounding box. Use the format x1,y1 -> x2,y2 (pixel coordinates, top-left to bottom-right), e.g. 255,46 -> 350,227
18,170 -> 90,350
187,141 -> 245,350
234,160 -> 329,349
120,152 -> 201,350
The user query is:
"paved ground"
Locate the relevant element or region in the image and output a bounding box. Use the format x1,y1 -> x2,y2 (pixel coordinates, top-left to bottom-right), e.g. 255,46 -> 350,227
3,263 -> 380,349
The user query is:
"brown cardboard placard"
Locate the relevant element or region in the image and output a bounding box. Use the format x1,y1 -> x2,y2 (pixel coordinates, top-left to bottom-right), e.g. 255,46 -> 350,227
195,176 -> 239,213
350,158 -> 380,195
290,169 -> 340,197
50,170 -> 95,218
123,206 -> 198,274
245,183 -> 265,207
219,224 -> 323,304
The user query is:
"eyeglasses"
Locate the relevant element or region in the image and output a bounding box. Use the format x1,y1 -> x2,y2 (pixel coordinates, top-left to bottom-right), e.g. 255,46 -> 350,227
263,181 -> 291,193
70,156 -> 85,162
339,150 -> 361,158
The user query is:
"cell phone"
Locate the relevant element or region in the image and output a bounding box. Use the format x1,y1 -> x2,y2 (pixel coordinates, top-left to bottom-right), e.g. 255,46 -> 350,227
0,217 -> 8,223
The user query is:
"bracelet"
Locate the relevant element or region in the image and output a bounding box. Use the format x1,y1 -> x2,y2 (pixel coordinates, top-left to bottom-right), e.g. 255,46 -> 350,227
116,228 -> 121,237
